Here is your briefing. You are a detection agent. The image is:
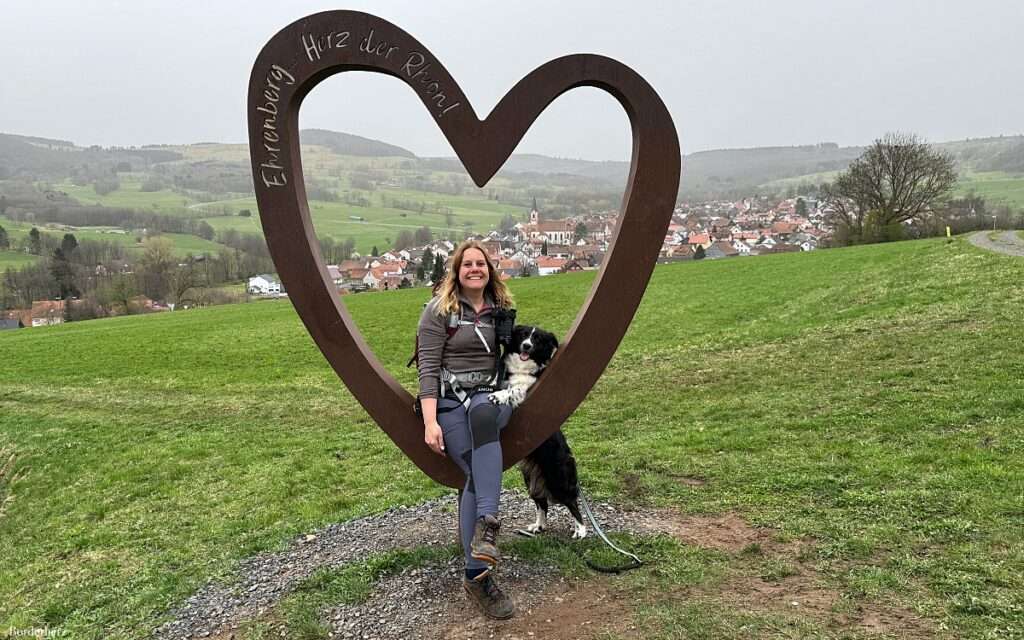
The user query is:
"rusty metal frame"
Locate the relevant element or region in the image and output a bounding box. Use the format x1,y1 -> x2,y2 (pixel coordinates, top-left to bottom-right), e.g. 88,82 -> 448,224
248,11 -> 680,488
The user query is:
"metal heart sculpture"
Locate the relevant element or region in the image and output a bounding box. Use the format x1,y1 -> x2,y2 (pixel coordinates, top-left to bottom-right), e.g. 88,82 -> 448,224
248,11 -> 679,489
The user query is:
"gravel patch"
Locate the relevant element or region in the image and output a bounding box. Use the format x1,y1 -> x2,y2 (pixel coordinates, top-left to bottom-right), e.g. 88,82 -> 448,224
968,230 -> 1024,257
153,489 -> 646,640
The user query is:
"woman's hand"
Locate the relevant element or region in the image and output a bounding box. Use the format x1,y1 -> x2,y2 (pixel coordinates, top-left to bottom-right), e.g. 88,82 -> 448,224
424,420 -> 445,455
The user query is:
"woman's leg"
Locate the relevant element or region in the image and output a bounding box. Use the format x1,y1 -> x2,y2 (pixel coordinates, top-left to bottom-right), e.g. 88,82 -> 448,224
435,398 -> 490,572
465,392 -> 513,518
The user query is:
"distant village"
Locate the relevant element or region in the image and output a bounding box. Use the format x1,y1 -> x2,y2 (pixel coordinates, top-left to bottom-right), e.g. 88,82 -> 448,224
247,194 -> 832,298
2,194 -> 831,329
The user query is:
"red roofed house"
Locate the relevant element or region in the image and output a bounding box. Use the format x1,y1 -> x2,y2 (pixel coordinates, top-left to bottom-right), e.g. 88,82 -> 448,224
686,233 -> 711,248
536,256 -> 567,276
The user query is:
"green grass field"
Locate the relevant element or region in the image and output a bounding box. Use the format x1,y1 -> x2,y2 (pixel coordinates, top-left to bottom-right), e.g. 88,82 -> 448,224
0,250 -> 38,269
759,169 -> 1024,211
54,177 -> 196,214
957,171 -> 1024,208
200,190 -> 523,254
1,237 -> 1022,639
0,216 -> 229,259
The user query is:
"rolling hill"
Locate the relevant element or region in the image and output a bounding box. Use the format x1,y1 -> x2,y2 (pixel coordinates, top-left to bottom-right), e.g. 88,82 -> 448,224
1,236 -> 1022,638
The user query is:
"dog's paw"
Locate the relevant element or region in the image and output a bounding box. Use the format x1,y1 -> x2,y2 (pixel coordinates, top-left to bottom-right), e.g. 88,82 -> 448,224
488,390 -> 510,405
572,523 -> 588,540
525,522 -> 546,534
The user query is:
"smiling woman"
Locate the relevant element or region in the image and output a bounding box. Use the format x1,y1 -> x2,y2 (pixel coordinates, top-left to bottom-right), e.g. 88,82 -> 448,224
414,239 -> 519,618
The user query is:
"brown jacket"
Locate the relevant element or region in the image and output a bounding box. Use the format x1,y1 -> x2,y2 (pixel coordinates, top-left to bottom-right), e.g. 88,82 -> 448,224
417,293 -> 500,399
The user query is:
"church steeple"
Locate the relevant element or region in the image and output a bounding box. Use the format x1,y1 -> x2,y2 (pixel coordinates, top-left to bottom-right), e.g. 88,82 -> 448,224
530,197 -> 539,224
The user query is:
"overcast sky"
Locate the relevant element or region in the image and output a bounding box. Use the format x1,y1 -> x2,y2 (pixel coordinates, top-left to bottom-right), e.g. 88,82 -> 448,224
2,0 -> 1021,160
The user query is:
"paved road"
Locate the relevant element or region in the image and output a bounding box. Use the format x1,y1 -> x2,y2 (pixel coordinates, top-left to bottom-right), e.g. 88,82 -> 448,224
968,230 -> 1024,257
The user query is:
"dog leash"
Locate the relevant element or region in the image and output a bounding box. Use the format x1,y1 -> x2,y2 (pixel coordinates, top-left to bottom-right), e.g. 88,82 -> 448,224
514,486 -> 643,574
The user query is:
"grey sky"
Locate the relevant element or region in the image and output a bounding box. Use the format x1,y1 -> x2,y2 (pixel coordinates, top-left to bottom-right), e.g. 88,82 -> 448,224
3,0 -> 1021,161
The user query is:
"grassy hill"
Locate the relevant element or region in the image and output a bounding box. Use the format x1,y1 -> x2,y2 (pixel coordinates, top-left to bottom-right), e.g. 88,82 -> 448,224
4,131 -> 1022,261
0,215 -> 227,261
1,236 -> 1022,638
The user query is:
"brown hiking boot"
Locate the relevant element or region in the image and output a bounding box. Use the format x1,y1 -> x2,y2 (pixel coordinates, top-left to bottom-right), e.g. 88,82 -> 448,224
470,514 -> 501,565
463,570 -> 515,619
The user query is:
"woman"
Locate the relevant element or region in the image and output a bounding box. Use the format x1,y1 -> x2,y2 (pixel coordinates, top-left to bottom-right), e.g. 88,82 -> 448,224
417,239 -> 516,620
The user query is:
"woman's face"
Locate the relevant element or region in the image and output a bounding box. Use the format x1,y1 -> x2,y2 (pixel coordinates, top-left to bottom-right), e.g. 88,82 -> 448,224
457,248 -> 489,294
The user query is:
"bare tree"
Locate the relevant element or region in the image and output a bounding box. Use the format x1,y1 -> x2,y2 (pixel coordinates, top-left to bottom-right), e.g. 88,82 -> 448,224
822,132 -> 957,244
138,236 -> 176,299
168,259 -> 205,307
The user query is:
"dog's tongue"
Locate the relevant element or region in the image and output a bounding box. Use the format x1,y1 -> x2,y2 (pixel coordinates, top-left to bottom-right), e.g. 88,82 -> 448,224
519,353 -> 530,361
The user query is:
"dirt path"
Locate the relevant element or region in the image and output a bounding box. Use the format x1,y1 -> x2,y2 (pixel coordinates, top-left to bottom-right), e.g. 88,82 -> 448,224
968,230 -> 1024,256
153,492 -> 936,640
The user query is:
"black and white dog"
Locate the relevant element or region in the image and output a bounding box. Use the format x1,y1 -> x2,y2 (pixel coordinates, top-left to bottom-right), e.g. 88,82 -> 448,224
489,325 -> 587,539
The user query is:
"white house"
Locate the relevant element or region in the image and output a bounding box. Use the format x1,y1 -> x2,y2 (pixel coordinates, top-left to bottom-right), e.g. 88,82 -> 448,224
248,274 -> 283,295
732,239 -> 752,256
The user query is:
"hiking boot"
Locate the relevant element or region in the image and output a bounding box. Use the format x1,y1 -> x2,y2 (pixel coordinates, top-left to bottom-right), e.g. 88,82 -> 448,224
463,570 -> 515,619
470,514 -> 501,565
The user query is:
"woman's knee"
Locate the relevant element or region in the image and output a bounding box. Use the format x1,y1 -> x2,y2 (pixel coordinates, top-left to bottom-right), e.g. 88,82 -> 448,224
469,402 -> 501,447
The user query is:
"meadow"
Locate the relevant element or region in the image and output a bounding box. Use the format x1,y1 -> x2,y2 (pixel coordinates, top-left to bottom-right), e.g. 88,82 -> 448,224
197,189 -> 518,255
0,215 -> 227,260
760,169 -> 1024,211
31,143 -> 530,255
1,236 -> 1022,639
53,177 -> 196,214
956,171 -> 1024,208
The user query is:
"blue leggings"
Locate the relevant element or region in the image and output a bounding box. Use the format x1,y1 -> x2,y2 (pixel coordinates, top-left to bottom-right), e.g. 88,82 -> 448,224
437,391 -> 513,570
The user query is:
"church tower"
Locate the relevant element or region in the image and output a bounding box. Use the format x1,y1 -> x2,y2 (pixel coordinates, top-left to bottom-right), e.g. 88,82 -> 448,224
529,197 -> 539,225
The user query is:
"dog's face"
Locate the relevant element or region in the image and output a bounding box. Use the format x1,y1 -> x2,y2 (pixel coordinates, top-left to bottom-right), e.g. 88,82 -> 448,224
509,325 -> 559,369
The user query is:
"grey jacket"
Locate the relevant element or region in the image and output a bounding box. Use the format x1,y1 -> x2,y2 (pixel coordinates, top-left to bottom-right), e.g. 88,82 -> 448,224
417,293 -> 500,399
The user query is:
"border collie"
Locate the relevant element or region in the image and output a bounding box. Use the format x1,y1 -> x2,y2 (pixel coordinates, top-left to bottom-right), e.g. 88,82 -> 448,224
489,325 -> 587,539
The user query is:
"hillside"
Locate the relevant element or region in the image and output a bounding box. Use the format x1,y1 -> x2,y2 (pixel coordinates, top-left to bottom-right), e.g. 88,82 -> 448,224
298,129 -> 417,158
5,129 -> 1022,200
1,237 -> 1022,638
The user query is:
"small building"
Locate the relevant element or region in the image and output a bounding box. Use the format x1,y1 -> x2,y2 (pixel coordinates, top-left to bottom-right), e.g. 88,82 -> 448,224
30,300 -> 65,326
248,274 -> 283,296
536,256 -> 567,276
0,318 -> 24,331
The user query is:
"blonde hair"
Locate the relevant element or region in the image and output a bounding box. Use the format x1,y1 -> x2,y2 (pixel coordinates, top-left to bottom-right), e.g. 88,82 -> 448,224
435,240 -> 513,315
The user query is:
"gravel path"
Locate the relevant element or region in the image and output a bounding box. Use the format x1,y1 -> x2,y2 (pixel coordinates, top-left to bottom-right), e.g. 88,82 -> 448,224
968,230 -> 1024,257
153,489 -> 660,640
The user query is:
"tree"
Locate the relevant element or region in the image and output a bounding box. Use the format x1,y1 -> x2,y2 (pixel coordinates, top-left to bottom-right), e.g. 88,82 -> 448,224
138,236 -> 176,300
0,195 -> 7,215
573,221 -> 588,243
168,258 -> 204,307
28,228 -> 42,255
60,233 -> 79,258
499,213 -> 517,233
196,221 -> 216,241
340,237 -> 356,261
431,254 -> 446,284
693,245 -> 706,260
106,274 -> 138,315
541,240 -> 548,256
413,226 -> 433,245
371,245 -> 379,257
0,225 -> 9,250
822,132 -> 957,244
795,198 -> 808,217
393,229 -> 414,251
50,247 -> 79,299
